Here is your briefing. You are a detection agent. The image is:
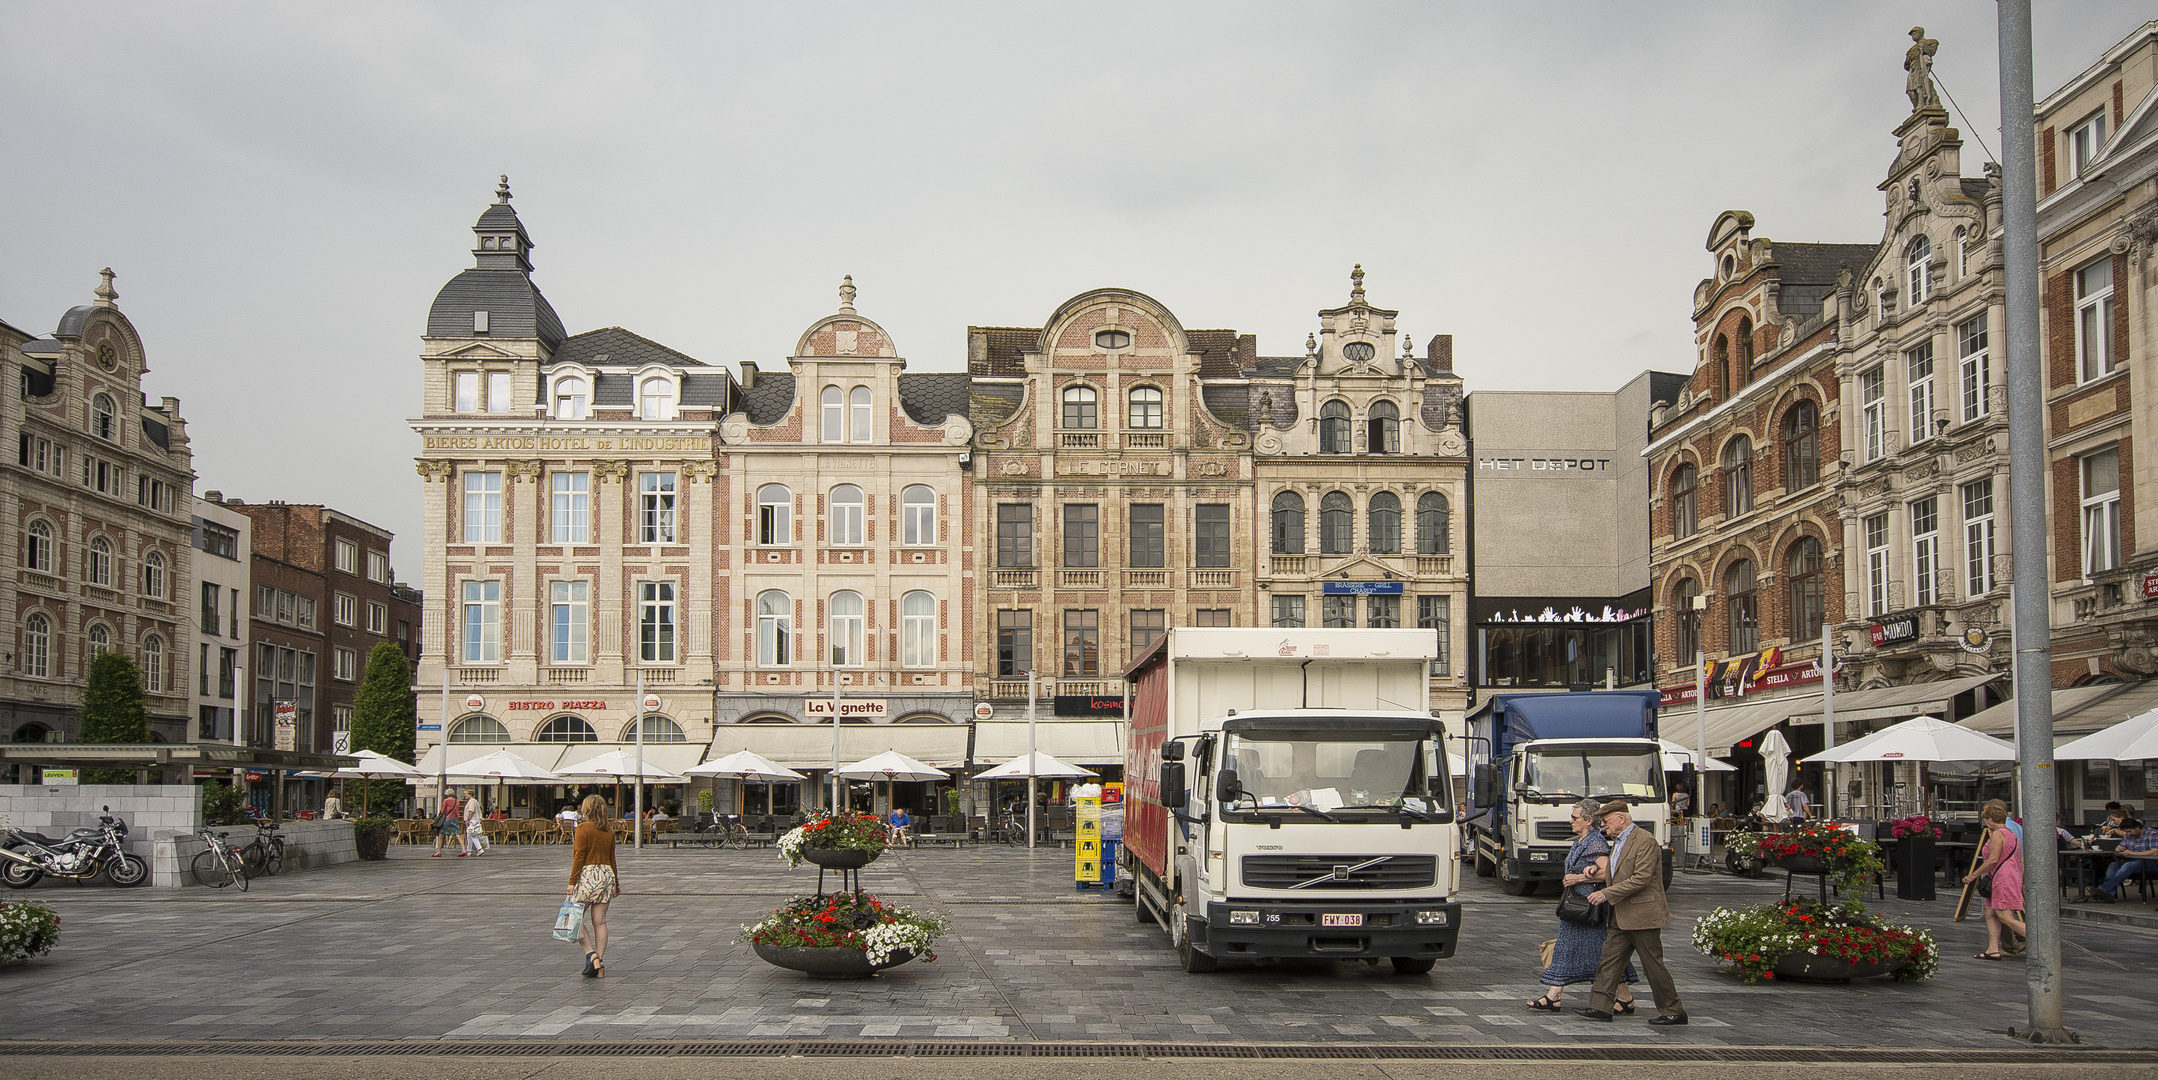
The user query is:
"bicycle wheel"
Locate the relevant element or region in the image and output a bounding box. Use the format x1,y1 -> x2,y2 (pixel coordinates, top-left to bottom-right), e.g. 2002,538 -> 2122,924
192,848 -> 236,889
262,841 -> 283,877
240,841 -> 267,879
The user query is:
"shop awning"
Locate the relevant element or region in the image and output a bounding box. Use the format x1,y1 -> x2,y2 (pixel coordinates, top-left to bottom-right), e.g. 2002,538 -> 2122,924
415,742 -> 708,777
1960,678 -> 2158,738
1670,692 -> 1824,759
1782,672 -> 2005,727
0,743 -> 355,772
971,720 -> 1126,766
705,724 -> 968,770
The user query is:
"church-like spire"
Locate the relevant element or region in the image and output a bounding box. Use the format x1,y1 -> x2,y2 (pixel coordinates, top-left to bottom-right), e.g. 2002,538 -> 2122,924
472,174 -> 534,272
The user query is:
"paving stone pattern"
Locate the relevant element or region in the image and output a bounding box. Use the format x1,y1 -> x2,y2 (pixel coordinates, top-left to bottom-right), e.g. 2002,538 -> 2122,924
1,844 -> 2153,1048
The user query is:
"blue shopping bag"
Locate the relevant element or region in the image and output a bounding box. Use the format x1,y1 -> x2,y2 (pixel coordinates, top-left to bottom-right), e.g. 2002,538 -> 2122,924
552,898 -> 586,942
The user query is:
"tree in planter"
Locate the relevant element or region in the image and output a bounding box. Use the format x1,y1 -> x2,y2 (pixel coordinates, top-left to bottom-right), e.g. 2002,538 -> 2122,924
79,652 -> 149,784
200,781 -> 250,826
350,642 -> 418,816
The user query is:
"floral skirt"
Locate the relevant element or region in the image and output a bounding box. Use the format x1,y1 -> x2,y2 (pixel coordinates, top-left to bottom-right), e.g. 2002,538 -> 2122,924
570,864 -> 618,904
1541,916 -> 1638,987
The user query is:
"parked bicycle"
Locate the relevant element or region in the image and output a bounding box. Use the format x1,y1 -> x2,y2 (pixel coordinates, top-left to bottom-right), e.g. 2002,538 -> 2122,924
191,826 -> 250,891
241,821 -> 286,879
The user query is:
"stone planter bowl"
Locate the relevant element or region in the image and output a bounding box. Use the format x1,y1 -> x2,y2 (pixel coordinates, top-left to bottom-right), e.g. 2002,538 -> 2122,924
1771,950 -> 1905,983
802,847 -> 881,869
354,826 -> 393,862
1772,854 -> 1832,875
752,943 -> 914,979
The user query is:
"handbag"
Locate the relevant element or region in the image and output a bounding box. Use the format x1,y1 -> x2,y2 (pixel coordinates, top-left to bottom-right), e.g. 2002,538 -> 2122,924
552,898 -> 586,942
1556,886 -> 1608,927
1974,871 -> 1994,900
1537,938 -> 1557,971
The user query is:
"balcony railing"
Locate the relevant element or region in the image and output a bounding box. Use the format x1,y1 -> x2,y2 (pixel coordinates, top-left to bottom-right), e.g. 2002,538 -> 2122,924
1125,569 -> 1168,588
1059,569 -> 1103,588
1059,432 -> 1101,449
1269,556 -> 1309,575
1124,432 -> 1166,449
458,668 -> 500,683
989,679 -> 1032,701
20,572 -> 61,594
1191,570 -> 1236,588
991,568 -> 1038,589
1416,555 -> 1453,576
639,668 -> 679,683
1057,680 -> 1118,697
545,668 -> 588,685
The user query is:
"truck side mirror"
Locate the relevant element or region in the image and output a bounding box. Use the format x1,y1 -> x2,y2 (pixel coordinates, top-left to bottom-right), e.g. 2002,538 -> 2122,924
1159,762 -> 1187,809
1680,762 -> 1697,787
1161,741 -> 1184,762
1214,770 -> 1241,805
1474,764 -> 1496,801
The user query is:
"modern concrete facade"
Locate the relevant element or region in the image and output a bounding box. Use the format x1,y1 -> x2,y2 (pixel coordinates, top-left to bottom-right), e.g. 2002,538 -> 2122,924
185,493 -> 249,746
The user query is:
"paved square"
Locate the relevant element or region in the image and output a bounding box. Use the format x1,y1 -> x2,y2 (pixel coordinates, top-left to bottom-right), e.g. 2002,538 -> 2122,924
1,843 -> 2152,1048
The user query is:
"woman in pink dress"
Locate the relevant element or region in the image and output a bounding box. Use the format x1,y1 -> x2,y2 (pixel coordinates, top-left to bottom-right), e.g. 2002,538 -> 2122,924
1965,805 -> 2025,960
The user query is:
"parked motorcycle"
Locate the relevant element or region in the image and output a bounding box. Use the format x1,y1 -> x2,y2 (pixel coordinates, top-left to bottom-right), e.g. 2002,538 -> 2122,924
1,806 -> 148,888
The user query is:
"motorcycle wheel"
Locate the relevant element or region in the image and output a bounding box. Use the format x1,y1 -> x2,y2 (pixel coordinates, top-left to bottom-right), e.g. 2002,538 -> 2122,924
1,860 -> 41,889
106,853 -> 149,887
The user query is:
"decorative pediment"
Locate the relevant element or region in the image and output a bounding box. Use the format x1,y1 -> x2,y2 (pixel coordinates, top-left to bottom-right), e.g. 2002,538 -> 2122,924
441,342 -> 521,360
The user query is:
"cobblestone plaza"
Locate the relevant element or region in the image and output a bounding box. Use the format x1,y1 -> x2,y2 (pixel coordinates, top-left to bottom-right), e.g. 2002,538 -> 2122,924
1,844 -> 2154,1050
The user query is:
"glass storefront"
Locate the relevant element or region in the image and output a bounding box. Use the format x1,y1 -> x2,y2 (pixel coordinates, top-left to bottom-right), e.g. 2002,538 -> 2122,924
1474,593 -> 1653,688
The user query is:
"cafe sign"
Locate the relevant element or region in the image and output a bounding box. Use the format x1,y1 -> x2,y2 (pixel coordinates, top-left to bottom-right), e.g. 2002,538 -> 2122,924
1870,618 -> 1918,647
806,698 -> 887,719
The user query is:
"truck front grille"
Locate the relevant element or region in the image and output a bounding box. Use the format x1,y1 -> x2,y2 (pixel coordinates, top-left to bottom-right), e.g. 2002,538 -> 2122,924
1240,854 -> 1437,890
1535,820 -> 1576,841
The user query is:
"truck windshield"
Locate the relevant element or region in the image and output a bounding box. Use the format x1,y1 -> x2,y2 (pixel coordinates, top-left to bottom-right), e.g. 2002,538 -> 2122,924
1519,746 -> 1662,804
1221,729 -> 1443,815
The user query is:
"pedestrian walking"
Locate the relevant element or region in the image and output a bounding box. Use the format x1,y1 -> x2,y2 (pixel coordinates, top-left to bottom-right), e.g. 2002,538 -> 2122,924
1784,787 -> 1810,821
1967,805 -> 2026,960
568,795 -> 621,978
432,791 -> 462,857
321,793 -> 343,820
462,789 -> 487,856
1528,798 -> 1637,1013
1575,801 -> 1687,1025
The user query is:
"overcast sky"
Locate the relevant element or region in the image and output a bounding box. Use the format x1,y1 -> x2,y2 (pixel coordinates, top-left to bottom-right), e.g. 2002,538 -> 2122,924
2,2 -> 2150,582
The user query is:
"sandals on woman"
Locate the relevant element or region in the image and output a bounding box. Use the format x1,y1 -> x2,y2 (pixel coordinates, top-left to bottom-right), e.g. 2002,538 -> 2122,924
1526,996 -> 1563,1011
1614,1000 -> 1638,1015
1973,951 -> 2006,960
582,952 -> 597,977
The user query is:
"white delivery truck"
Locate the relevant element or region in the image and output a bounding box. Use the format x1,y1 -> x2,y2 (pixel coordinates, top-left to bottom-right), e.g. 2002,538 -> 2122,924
1120,628 -> 1461,974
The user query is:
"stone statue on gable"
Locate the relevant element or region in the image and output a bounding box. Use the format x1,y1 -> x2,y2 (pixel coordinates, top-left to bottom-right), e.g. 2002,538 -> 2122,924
1905,26 -> 1939,113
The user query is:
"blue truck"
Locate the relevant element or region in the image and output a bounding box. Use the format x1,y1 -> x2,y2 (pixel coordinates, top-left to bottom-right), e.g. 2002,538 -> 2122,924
1464,690 -> 1674,895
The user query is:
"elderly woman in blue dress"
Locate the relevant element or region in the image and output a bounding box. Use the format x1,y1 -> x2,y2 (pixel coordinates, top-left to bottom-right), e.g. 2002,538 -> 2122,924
1528,797 -> 1637,1013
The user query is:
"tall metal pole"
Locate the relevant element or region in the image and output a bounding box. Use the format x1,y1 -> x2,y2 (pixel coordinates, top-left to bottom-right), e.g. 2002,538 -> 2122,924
1693,647 -> 1706,819
1027,670 -> 1039,851
1996,0 -> 2070,1043
1821,623 -> 1837,819
634,666 -> 644,851
437,665 -> 449,814
830,668 -> 843,812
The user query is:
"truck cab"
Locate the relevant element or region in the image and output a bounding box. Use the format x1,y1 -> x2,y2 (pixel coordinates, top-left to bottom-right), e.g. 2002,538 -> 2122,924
1466,690 -> 1671,895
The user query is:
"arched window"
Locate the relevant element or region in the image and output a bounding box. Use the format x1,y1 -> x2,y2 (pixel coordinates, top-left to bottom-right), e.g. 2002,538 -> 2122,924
1127,386 -> 1163,429
536,716 -> 598,742
1712,336 -> 1730,398
1736,317 -> 1754,367
621,715 -> 686,743
757,590 -> 792,667
553,377 -> 587,420
1722,436 -> 1753,517
821,386 -> 844,443
1320,492 -> 1353,554
1367,400 -> 1400,454
1782,400 -> 1820,489
21,613 -> 48,678
1271,491 -> 1305,554
1368,492 -> 1401,554
1726,560 -> 1758,653
1671,464 -> 1698,539
87,536 -> 112,586
1416,492 -> 1451,555
849,386 -> 873,443
141,635 -> 163,692
638,377 -> 674,420
1787,537 -> 1824,638
829,590 -> 864,667
901,485 -> 937,545
901,590 -> 936,668
829,485 -> 864,546
91,394 -> 117,441
1673,578 -> 1701,664
141,549 -> 164,599
448,715 -> 511,743
1319,400 -> 1351,453
1061,385 -> 1097,429
87,623 -> 110,658
757,484 -> 792,545
25,520 -> 52,573
1906,235 -> 1932,305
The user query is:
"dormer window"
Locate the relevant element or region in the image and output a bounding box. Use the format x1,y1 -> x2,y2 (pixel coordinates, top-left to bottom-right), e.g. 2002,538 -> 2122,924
473,310 -> 490,333
1906,235 -> 1932,305
1342,342 -> 1376,363
554,376 -> 588,420
639,377 -> 675,420
91,394 -> 115,441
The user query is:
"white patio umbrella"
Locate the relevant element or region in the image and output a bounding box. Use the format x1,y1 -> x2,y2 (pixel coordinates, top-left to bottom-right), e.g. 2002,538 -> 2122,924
685,750 -> 807,815
973,751 -> 1097,780
836,750 -> 950,826
1806,715 -> 2017,819
2054,707 -> 2158,762
559,750 -> 688,821
336,749 -> 423,816
1659,739 -> 1737,773
1759,729 -> 1792,817
443,749 -> 565,819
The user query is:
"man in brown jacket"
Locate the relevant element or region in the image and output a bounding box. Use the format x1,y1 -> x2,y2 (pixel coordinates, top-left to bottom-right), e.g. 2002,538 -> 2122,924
1575,801 -> 1687,1025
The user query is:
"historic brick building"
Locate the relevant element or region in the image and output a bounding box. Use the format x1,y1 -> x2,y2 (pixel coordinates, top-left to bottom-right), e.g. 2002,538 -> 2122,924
0,272 -> 195,759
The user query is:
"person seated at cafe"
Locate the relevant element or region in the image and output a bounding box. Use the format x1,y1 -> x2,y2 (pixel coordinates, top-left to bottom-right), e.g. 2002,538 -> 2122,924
2091,802 -> 2128,841
651,806 -> 669,821
1744,803 -> 1775,830
888,807 -> 915,848
557,802 -> 583,825
2056,813 -> 2083,849
2083,818 -> 2158,902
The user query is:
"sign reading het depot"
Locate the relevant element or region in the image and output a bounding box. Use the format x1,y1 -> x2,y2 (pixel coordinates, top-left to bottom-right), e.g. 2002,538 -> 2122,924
1476,456 -> 1613,473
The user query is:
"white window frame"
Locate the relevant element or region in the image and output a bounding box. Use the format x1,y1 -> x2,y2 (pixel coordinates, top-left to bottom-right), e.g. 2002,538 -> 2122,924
639,473 -> 677,544
1861,367 -> 1886,461
1957,315 -> 1989,423
550,580 -> 589,664
2068,109 -> 2106,179
901,590 -> 936,668
462,472 -> 502,543
821,386 -> 845,443
1963,478 -> 1996,596
461,580 -> 501,664
1127,386 -> 1164,429
334,538 -> 358,574
333,592 -> 358,627
486,371 -> 513,414
1906,235 -> 1931,305
1865,512 -> 1891,617
21,613 -> 48,678
454,371 -> 480,413
1911,496 -> 1939,607
24,520 -> 50,573
141,549 -> 164,599
829,590 -> 864,668
2082,447 -> 2122,577
756,484 -> 791,546
334,647 -> 357,682
756,590 -> 791,667
901,485 -> 937,546
2076,256 -> 2117,384
849,386 -> 872,443
552,471 -> 590,544
86,536 -> 112,586
639,581 -> 677,664
553,375 -> 588,420
638,376 -> 675,421
91,394 -> 115,441
366,601 -> 387,635
142,635 -> 163,692
295,595 -> 316,629
1906,341 -> 1936,444
829,485 -> 864,546
366,550 -> 389,583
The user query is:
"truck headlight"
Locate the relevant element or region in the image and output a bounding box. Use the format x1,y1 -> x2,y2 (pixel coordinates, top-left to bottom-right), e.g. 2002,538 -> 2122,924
1528,851 -> 1553,861
1229,910 -> 1259,925
1416,910 -> 1449,926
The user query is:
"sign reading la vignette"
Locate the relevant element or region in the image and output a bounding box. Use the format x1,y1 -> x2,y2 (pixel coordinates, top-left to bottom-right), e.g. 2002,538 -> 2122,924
806,698 -> 887,719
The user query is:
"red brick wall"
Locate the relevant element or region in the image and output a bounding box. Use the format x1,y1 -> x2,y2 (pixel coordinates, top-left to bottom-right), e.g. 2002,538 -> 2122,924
2041,128 -> 2057,197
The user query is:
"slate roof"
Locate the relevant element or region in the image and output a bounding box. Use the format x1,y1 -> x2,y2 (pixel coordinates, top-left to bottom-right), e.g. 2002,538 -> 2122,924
681,372 -> 733,408
741,369 -> 796,425
55,306 -> 97,338
551,327 -> 705,368
426,269 -> 566,351
592,373 -> 633,407
1648,371 -> 1691,407
1960,178 -> 1992,201
140,417 -> 169,450
1200,385 -> 1251,431
898,373 -> 969,425
19,337 -> 62,358
476,203 -> 523,231
970,327 -> 1036,377
1186,330 -> 1250,377
969,384 -> 1026,429
1254,355 -> 1305,377
1773,242 -> 1879,286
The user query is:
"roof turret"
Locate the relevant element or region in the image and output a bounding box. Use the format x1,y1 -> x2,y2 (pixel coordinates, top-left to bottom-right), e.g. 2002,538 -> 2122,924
425,175 -> 563,350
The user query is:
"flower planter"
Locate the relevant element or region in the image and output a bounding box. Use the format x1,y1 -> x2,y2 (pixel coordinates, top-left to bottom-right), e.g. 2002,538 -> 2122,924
802,847 -> 880,869
1772,854 -> 1831,875
753,943 -> 915,978
1771,951 -> 1906,983
354,826 -> 393,861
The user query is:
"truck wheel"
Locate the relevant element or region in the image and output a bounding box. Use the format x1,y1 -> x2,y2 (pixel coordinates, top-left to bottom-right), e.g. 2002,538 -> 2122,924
1178,934 -> 1218,973
1390,957 -> 1436,975
1136,894 -> 1157,927
1473,849 -> 1495,878
1496,857 -> 1538,895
